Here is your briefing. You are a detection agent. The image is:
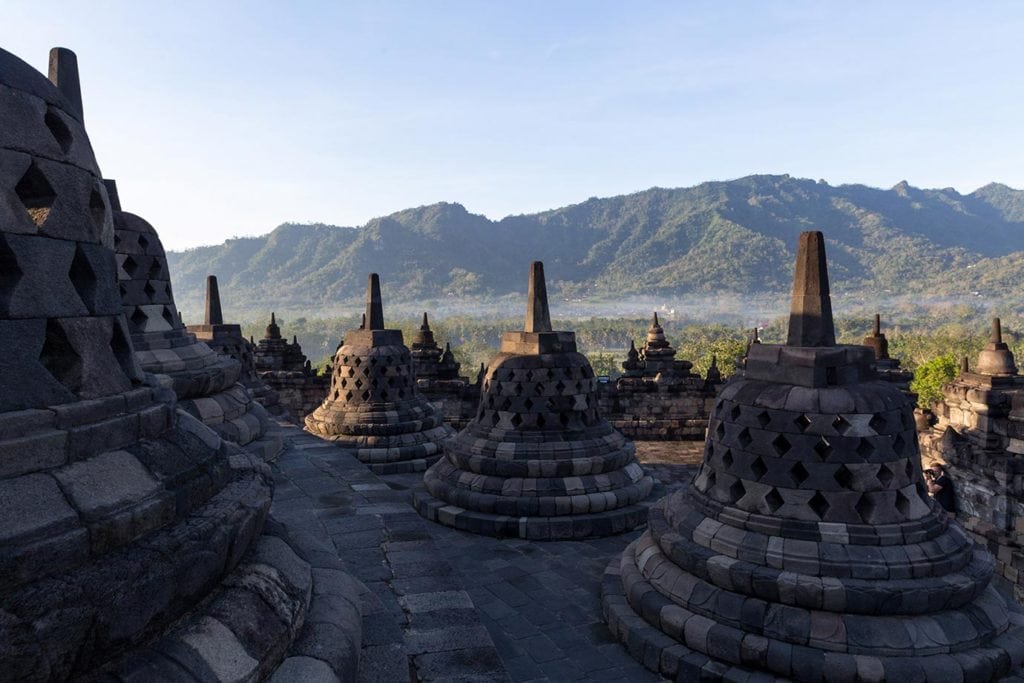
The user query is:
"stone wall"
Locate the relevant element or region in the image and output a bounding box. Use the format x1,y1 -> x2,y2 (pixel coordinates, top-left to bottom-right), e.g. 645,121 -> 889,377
259,371 -> 329,422
419,380 -> 480,431
595,378 -> 717,441
919,371 -> 1024,603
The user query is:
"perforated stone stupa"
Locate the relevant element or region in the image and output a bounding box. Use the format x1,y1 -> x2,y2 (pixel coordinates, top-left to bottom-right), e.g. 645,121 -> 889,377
413,261 -> 655,539
0,46 -> 315,680
304,274 -> 455,473
187,275 -> 289,442
602,232 -> 1024,681
111,185 -> 277,458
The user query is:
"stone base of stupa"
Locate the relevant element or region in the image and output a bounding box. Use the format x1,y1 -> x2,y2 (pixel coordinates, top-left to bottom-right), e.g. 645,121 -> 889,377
310,424 -> 454,474
411,485 -> 653,540
601,494 -> 1024,682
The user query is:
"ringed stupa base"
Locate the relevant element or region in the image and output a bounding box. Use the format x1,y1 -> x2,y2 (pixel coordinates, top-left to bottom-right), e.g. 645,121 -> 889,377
414,262 -> 655,540
304,276 -> 455,474
600,231 -> 1024,681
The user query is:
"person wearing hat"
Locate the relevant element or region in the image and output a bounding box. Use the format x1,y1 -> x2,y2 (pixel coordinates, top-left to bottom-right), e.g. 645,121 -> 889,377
925,462 -> 956,513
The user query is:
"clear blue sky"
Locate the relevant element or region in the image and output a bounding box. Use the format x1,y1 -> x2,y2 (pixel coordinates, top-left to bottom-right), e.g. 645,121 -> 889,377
6,1 -> 1024,250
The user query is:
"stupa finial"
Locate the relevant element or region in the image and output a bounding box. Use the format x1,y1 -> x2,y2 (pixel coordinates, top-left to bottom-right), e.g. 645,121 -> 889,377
48,47 -> 83,121
365,273 -> 384,330
652,311 -> 660,328
524,261 -> 552,333
786,231 -> 836,347
873,313 -> 881,336
992,317 -> 1003,344
421,312 -> 430,330
204,275 -> 223,326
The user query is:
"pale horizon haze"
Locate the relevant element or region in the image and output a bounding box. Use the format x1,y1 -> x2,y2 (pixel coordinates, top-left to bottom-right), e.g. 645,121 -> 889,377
5,1 -> 1024,250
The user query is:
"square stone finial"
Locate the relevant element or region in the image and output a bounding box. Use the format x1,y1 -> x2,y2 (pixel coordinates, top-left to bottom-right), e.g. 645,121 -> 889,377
786,231 -> 836,347
525,261 -> 552,333
365,273 -> 385,330
204,275 -> 223,325
48,47 -> 84,121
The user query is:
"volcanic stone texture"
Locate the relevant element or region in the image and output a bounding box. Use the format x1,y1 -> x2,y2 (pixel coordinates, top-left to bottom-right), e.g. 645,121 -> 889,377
0,45 -> 298,680
413,261 -> 655,539
305,275 -> 455,474
602,232 -> 1024,681
113,204 -> 275,455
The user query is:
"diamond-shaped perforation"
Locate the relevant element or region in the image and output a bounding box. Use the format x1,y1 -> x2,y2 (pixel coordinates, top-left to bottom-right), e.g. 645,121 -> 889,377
855,494 -> 875,523
756,411 -> 771,428
44,107 -> 72,153
814,438 -> 833,460
39,319 -> 82,392
794,414 -> 811,432
750,456 -> 768,480
143,281 -> 157,301
138,234 -> 150,251
67,245 -> 97,311
536,414 -> 546,428
0,234 -> 23,309
764,488 -> 784,513
729,479 -> 746,502
833,464 -> 853,489
730,404 -> 742,420
772,434 -> 791,456
109,319 -> 135,378
16,162 -> 56,228
789,462 -> 809,485
833,415 -> 851,435
122,255 -> 139,278
877,464 -> 895,488
904,460 -> 914,479
869,413 -> 887,434
892,433 -> 906,455
808,492 -> 830,519
161,306 -> 174,327
715,422 -> 726,439
129,307 -> 147,330
721,449 -> 734,469
89,188 -> 106,236
511,413 -> 523,427
896,490 -> 911,518
856,438 -> 875,459
737,427 -> 752,448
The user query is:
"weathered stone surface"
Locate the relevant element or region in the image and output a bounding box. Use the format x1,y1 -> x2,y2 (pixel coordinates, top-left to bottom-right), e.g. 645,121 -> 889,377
603,231 -> 1024,680
415,261 -> 654,539
305,273 -> 455,474
0,45 -> 295,682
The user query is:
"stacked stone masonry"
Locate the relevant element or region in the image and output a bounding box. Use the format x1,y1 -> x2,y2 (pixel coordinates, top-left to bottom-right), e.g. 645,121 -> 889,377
304,274 -> 455,474
112,194 -> 280,460
920,318 -> 1024,607
255,311 -> 330,422
413,261 -> 656,540
0,45 -> 362,682
602,231 -> 1024,680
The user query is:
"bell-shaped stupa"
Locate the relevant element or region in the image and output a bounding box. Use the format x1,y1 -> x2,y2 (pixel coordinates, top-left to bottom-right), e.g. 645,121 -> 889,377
602,232 -> 1024,681
0,46 -> 315,680
304,274 -> 455,473
111,186 -> 276,457
413,261 -> 655,539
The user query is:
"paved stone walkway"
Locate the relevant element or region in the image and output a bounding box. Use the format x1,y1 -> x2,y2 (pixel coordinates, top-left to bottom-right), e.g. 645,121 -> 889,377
267,420 -> 699,682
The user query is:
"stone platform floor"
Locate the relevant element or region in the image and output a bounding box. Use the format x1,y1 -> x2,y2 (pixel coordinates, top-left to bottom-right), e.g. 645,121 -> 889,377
267,419 -> 699,682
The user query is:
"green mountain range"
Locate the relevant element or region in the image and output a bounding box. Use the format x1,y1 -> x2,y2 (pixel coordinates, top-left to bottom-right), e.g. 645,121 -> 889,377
165,175 -> 1024,318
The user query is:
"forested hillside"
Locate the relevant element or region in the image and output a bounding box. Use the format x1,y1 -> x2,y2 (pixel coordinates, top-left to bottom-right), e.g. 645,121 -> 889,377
166,175 -> 1024,317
